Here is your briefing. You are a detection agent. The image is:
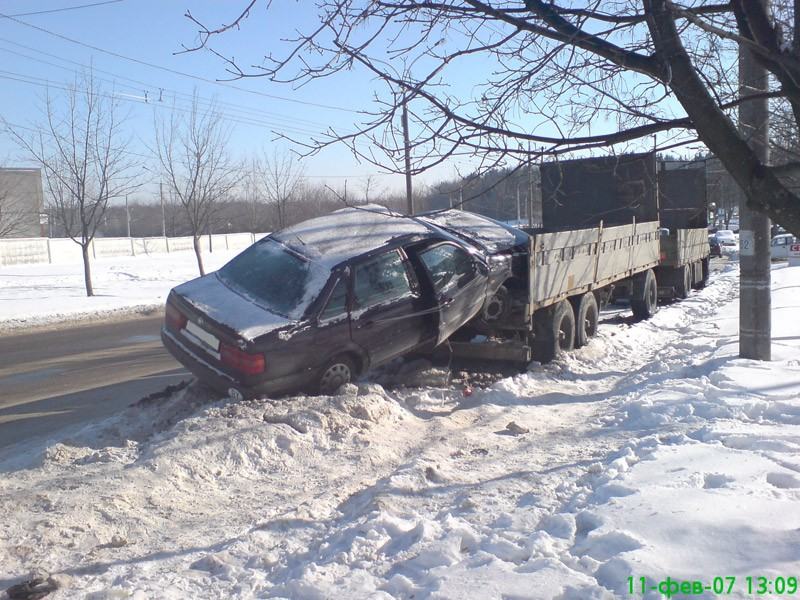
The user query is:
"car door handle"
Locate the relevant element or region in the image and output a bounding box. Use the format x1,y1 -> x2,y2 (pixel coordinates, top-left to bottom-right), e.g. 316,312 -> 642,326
440,296 -> 454,307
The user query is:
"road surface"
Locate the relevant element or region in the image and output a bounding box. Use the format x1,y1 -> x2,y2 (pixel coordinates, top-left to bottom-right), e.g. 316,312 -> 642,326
0,315 -> 188,450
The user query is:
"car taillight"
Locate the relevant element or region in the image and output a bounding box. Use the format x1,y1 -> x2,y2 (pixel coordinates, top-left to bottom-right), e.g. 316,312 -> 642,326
165,302 -> 187,331
220,343 -> 266,375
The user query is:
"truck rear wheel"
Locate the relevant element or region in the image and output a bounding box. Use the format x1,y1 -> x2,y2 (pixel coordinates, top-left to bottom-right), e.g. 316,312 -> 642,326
570,292 -> 598,348
532,300 -> 575,363
631,269 -> 658,320
675,264 -> 691,299
695,258 -> 709,289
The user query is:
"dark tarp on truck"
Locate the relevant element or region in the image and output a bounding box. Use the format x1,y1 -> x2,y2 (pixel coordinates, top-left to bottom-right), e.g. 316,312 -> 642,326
539,153 -> 659,230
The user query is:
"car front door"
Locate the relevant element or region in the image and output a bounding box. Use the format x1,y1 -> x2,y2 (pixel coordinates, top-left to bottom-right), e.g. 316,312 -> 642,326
349,249 -> 429,367
416,242 -> 489,344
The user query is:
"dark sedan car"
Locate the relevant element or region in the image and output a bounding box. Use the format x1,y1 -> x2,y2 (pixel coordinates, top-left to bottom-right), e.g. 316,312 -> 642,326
161,205 -> 526,399
708,235 -> 722,258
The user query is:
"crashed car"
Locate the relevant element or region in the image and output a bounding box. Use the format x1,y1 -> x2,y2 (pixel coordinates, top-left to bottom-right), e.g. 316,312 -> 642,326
161,205 -> 528,399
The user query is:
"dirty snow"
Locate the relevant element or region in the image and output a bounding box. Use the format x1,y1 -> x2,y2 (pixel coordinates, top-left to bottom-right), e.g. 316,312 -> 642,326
1,261 -> 800,599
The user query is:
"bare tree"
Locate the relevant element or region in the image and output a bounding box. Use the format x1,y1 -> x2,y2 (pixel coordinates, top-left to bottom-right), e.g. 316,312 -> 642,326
181,1 -> 800,236
4,72 -> 137,295
155,93 -> 241,275
256,148 -> 304,230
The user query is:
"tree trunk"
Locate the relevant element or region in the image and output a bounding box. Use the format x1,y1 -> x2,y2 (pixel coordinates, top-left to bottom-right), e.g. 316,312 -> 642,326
193,234 -> 205,276
81,242 -> 94,297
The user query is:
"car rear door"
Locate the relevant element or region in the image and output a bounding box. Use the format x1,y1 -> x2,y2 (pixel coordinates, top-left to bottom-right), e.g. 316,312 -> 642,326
415,242 -> 488,344
349,249 -> 431,366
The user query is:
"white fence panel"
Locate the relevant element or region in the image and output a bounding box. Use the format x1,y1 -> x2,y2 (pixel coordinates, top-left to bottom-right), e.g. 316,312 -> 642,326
0,232 -> 264,267
0,238 -> 49,266
48,239 -> 83,265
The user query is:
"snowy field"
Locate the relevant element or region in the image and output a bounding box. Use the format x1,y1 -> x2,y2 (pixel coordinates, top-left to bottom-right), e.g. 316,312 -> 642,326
0,249 -> 238,332
1,261 -> 800,599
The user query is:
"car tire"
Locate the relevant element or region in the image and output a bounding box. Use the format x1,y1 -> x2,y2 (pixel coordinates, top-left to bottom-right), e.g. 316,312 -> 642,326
570,292 -> 599,348
532,300 -> 575,363
631,269 -> 658,320
675,264 -> 691,299
318,354 -> 356,395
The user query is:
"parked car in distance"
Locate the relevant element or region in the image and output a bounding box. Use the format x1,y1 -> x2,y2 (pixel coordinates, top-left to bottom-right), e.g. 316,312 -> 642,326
161,205 -> 527,399
708,235 -> 722,258
714,229 -> 737,247
771,233 -> 799,260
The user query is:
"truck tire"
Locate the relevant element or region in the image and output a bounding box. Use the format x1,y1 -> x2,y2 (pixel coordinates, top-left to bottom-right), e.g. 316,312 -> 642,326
532,300 -> 575,363
675,264 -> 691,300
695,258 -> 709,289
631,269 -> 658,320
570,292 -> 598,348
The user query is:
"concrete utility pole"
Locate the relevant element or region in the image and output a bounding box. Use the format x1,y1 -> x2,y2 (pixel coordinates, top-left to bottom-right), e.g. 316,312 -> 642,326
738,8 -> 772,360
125,194 -> 131,238
159,181 -> 166,238
402,101 -> 414,214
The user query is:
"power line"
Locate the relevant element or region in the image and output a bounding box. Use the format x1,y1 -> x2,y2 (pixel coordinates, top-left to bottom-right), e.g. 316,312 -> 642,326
0,38 -> 342,131
0,71 -> 331,138
0,12 -> 360,114
5,0 -> 125,18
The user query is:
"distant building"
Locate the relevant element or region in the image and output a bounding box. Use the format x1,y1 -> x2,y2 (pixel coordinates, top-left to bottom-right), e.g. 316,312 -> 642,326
0,168 -> 44,237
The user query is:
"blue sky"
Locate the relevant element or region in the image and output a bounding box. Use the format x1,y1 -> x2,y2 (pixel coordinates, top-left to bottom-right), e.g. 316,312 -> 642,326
0,1 -> 700,205
0,0 -> 439,201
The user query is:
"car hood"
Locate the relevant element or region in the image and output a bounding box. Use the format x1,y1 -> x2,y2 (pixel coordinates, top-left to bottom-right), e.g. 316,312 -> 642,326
173,273 -> 294,342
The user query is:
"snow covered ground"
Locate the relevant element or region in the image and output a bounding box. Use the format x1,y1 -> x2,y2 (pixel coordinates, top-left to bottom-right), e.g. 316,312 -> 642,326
1,261 -> 799,599
0,250 -> 238,332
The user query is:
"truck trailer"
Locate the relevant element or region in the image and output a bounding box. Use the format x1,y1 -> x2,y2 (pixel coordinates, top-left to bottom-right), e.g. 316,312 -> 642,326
426,153 -> 709,365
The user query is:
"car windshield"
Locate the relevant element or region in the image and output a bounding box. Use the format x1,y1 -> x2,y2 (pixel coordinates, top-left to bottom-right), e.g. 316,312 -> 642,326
217,238 -> 329,319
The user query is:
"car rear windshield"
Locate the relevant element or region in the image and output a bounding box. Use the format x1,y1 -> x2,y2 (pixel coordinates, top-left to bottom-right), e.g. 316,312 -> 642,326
217,238 -> 329,319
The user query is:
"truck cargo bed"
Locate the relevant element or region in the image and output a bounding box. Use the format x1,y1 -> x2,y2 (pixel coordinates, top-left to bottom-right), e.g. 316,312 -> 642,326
524,220 -> 660,313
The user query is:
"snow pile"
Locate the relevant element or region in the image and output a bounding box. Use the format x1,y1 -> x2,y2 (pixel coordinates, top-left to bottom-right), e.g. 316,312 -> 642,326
0,250 -> 238,331
1,262 -> 799,599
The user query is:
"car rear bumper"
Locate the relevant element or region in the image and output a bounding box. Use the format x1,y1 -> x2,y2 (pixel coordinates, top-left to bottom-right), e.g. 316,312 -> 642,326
161,328 -> 312,399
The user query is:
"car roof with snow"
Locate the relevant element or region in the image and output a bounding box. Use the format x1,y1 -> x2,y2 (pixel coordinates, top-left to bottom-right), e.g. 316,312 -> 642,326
418,209 -> 529,252
271,204 -> 435,267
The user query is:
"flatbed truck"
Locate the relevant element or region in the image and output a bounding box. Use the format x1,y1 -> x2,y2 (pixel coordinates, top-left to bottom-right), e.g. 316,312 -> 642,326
433,153 -> 709,364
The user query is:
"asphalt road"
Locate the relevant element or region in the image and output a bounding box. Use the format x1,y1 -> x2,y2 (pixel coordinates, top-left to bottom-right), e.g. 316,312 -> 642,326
0,257 -> 731,452
0,315 -> 188,450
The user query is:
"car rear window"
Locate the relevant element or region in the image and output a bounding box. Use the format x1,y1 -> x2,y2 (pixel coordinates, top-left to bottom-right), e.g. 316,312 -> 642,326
218,238 -> 329,319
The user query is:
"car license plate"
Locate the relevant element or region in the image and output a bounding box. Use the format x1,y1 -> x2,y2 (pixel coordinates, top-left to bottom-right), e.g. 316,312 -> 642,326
183,319 -> 221,355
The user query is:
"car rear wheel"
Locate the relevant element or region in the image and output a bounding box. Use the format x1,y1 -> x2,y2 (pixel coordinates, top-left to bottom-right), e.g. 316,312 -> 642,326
318,354 -> 356,395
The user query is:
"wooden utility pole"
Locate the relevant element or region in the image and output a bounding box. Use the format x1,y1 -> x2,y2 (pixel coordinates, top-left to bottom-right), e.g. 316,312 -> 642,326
402,101 -> 414,214
738,6 -> 771,360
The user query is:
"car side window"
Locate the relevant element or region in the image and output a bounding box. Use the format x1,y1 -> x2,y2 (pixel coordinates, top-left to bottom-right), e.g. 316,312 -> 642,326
353,251 -> 413,309
419,244 -> 475,293
319,277 -> 348,322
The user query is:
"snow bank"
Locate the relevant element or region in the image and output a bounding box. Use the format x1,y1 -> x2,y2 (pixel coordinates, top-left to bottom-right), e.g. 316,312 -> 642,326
0,250 -> 238,332
1,262 -> 799,599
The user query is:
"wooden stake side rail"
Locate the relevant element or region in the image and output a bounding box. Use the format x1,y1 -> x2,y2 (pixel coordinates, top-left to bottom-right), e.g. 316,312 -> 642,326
526,220 -> 661,314
659,227 -> 711,267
